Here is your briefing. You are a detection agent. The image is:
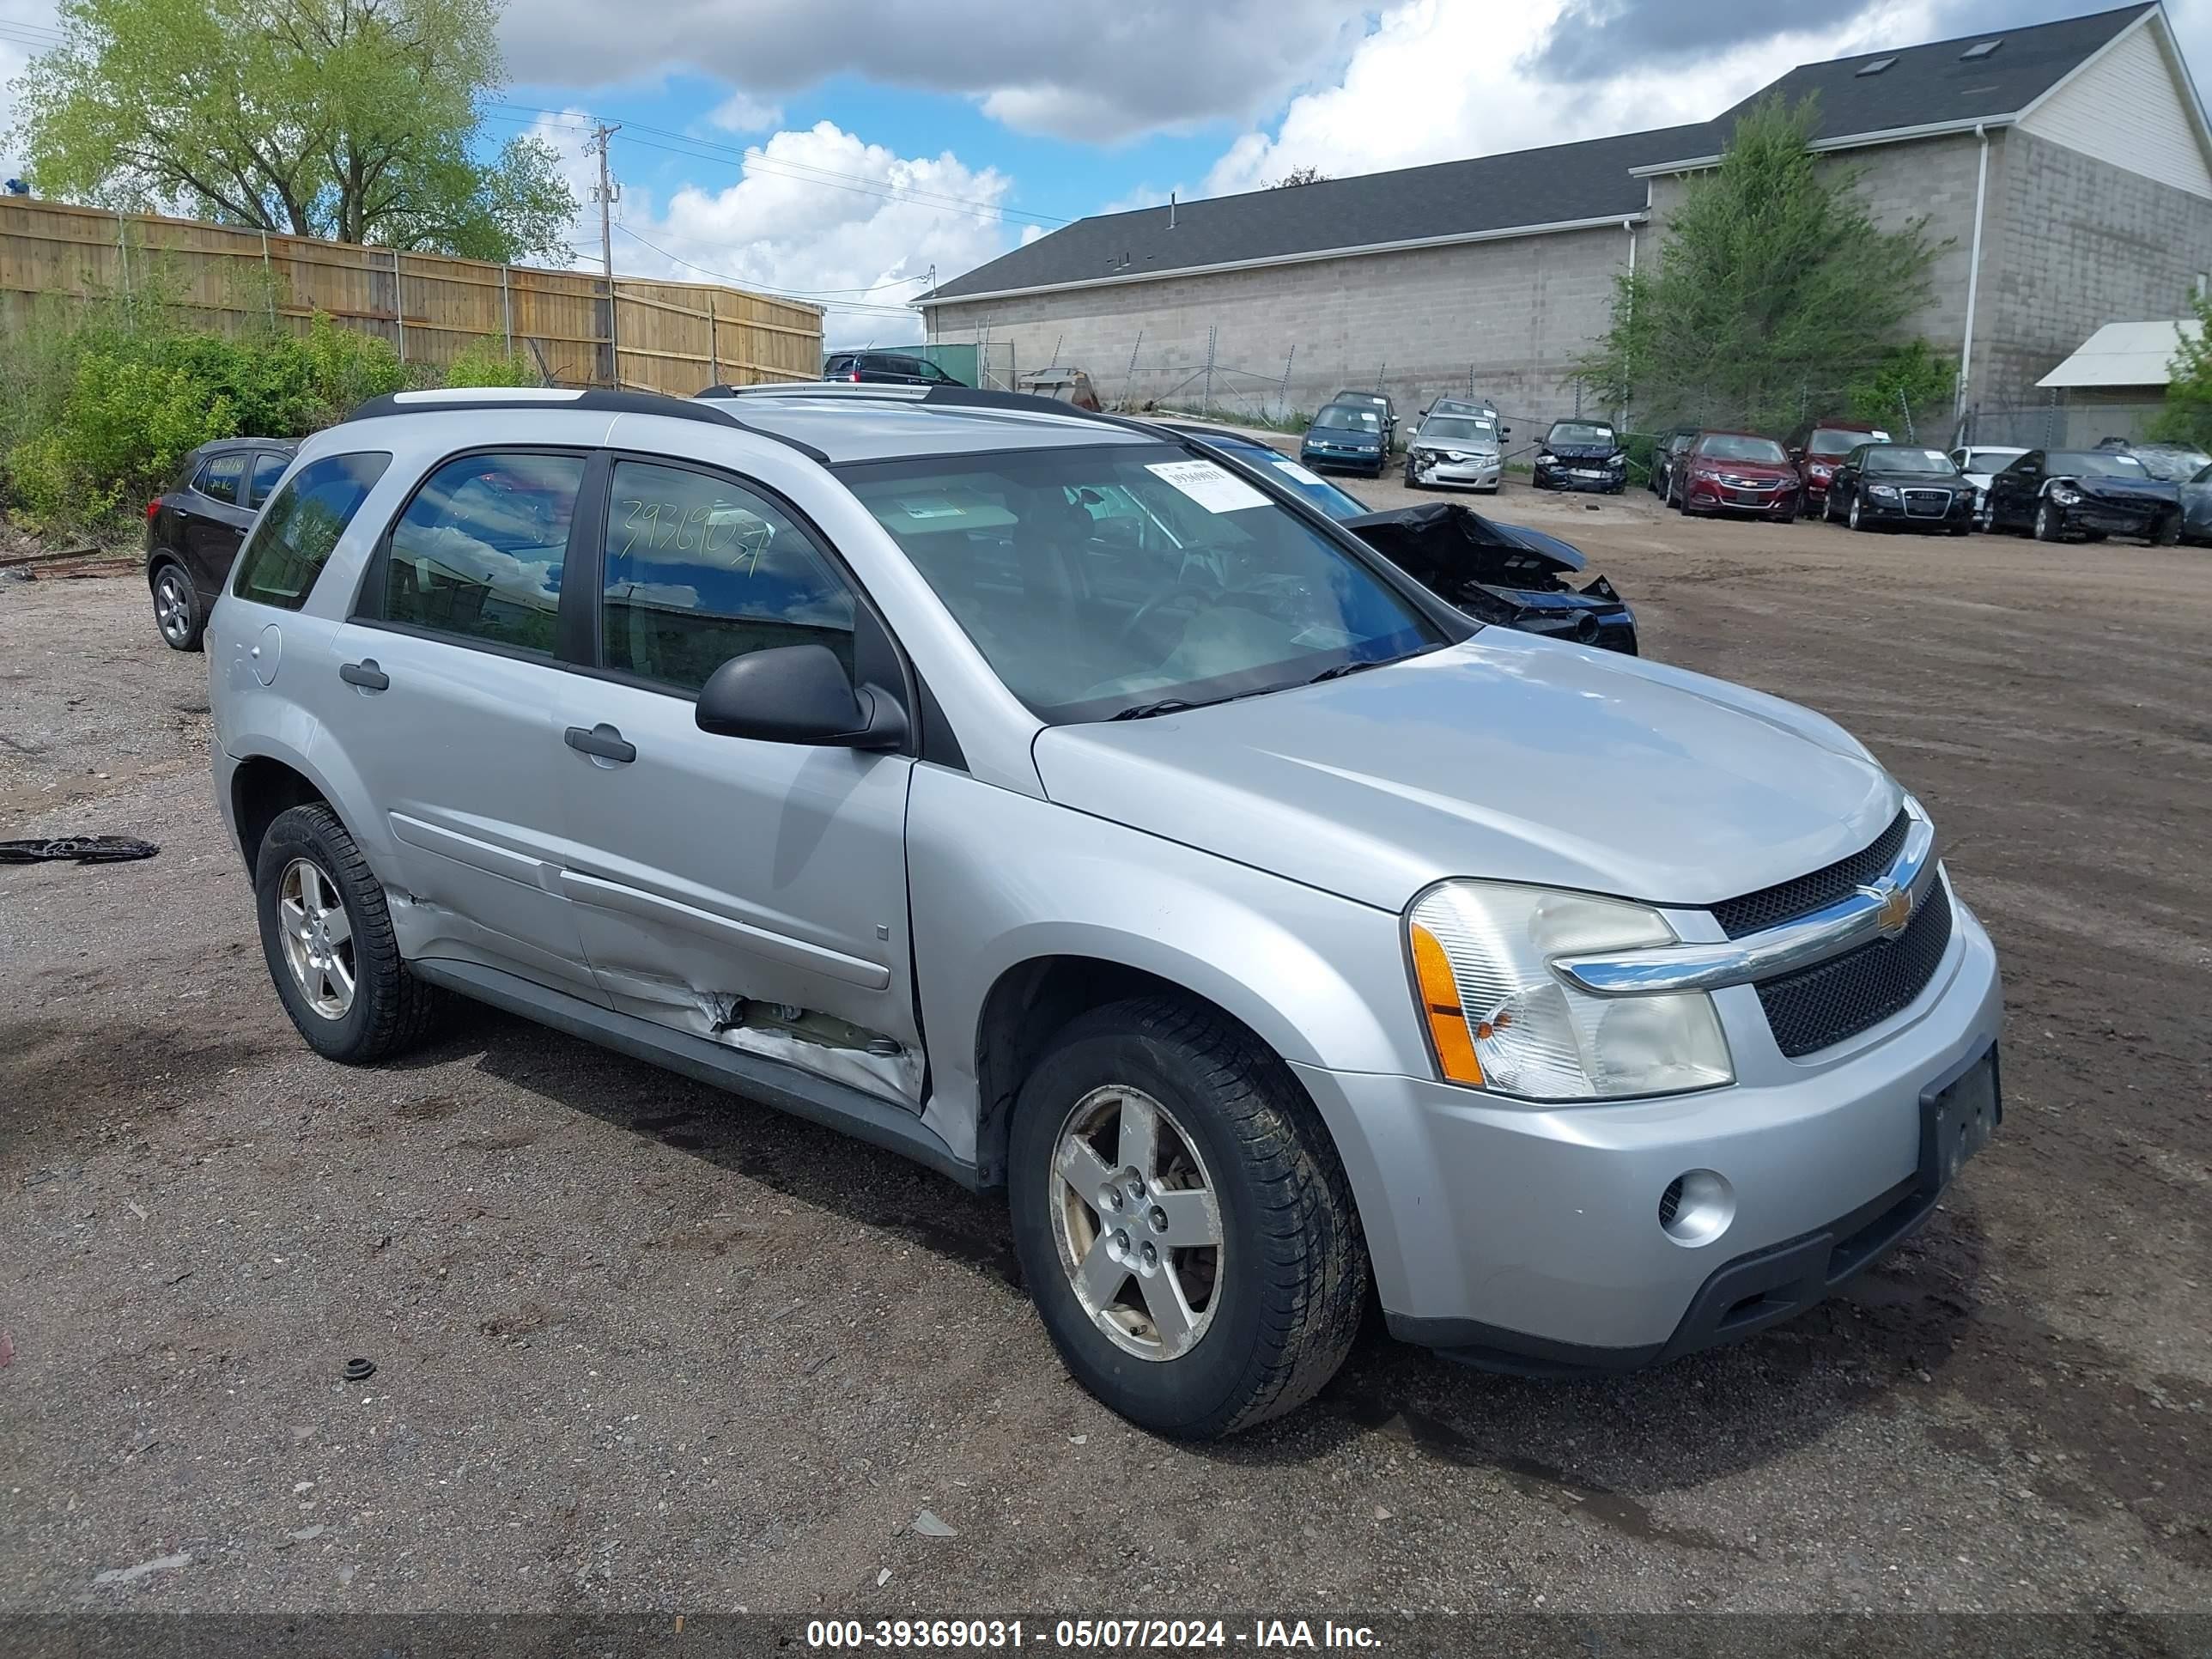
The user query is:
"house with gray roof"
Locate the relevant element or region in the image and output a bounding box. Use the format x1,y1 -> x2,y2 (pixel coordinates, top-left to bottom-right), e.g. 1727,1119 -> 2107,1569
916,3 -> 2212,440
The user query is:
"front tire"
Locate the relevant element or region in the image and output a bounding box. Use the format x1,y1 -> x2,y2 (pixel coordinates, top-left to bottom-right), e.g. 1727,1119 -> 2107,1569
255,804 -> 442,1064
1007,997 -> 1367,1439
2033,501 -> 2065,543
150,562 -> 204,652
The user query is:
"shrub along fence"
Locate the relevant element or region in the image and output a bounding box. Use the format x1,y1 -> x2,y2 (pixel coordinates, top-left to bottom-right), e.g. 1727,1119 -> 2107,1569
0,197 -> 822,394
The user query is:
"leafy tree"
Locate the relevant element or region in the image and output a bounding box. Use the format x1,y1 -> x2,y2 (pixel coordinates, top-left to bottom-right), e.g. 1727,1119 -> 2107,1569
2148,288 -> 2212,448
1270,164 -> 1328,187
1846,340 -> 1957,441
444,334 -> 538,386
10,0 -> 576,263
1579,94 -> 1945,434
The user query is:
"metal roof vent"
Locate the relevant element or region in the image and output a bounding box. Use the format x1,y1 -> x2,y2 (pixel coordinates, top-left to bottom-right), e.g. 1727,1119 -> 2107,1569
1856,56 -> 1898,76
1960,39 -> 2002,60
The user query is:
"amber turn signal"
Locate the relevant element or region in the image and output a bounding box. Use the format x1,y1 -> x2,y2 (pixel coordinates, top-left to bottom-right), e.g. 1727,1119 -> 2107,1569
1409,921 -> 1485,1085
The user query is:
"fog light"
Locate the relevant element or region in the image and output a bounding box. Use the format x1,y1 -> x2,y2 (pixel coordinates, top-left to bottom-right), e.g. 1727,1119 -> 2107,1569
1659,1170 -> 1733,1247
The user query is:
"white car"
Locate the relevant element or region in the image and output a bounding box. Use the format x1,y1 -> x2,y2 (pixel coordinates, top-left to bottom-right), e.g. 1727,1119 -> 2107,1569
1949,445 -> 2028,525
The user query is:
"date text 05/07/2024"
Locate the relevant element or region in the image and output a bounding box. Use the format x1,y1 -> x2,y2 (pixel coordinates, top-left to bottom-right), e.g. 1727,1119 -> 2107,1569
804,1618 -> 1384,1650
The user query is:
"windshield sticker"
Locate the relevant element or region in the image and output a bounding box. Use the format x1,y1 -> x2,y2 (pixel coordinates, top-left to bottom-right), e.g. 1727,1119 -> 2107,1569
1270,459 -> 1327,488
1146,459 -> 1267,514
896,496 -> 967,520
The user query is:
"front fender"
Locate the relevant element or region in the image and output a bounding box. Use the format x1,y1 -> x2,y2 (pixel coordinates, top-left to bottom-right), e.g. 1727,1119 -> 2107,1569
907,763 -> 1428,1161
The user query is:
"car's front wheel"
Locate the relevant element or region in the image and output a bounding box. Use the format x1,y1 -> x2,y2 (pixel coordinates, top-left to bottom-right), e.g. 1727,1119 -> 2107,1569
1007,997 -> 1366,1439
2033,501 -> 2065,542
150,563 -> 204,652
1848,494 -> 1869,532
255,804 -> 442,1064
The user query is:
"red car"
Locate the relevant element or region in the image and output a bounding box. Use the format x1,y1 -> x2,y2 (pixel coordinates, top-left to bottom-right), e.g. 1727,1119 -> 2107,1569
1784,419 -> 1890,512
1668,431 -> 1802,521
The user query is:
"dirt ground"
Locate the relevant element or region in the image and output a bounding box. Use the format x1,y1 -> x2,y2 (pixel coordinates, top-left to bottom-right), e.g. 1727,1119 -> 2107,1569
2,480 -> 2209,1629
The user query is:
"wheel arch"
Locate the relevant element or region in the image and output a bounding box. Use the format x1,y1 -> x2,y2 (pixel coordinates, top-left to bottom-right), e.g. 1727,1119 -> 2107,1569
227,745 -> 377,878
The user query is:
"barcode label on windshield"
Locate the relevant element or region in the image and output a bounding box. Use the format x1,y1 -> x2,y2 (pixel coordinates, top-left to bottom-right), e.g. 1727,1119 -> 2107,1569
1147,459 -> 1267,514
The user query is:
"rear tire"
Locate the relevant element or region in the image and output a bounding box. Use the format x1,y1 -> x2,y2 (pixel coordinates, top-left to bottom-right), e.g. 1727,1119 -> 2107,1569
1007,996 -> 1367,1439
150,562 -> 204,652
255,804 -> 442,1065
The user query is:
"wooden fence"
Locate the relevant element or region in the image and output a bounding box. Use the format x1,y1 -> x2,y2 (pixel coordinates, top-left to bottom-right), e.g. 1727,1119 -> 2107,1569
0,196 -> 823,394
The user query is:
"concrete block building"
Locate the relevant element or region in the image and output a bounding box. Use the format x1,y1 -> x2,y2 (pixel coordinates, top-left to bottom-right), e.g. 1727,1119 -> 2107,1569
916,4 -> 2212,436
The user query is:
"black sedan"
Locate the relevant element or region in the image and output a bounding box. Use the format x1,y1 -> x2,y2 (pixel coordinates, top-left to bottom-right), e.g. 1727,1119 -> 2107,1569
1532,419 -> 1627,493
1983,448 -> 2179,544
144,437 -> 295,649
1821,443 -> 1975,535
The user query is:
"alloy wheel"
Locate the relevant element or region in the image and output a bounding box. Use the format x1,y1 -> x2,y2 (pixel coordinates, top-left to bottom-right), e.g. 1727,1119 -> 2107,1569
1049,1084 -> 1224,1362
154,569 -> 191,644
277,857 -> 356,1019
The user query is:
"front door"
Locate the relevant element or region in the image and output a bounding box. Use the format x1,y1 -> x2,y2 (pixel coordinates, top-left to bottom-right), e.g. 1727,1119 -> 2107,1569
325,448 -> 602,1001
183,452 -> 257,595
552,457 -> 921,1103
1990,455 -> 2041,529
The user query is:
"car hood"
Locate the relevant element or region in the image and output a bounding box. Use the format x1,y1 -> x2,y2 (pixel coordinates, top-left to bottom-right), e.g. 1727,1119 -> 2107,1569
1693,458 -> 1796,480
1342,502 -> 1583,579
2055,471 -> 2179,507
1033,631 -> 1898,913
1306,428 -> 1382,447
1542,441 -> 1620,459
1861,465 -> 1966,487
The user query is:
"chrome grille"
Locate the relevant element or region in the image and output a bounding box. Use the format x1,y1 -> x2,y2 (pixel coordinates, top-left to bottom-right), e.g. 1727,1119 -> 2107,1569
1711,812 -> 1911,939
1756,882 -> 1954,1056
1903,488 -> 1954,519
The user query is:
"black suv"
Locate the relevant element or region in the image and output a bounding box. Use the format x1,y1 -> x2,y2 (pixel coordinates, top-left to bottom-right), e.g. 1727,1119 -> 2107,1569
823,351 -> 964,387
144,436 -> 296,650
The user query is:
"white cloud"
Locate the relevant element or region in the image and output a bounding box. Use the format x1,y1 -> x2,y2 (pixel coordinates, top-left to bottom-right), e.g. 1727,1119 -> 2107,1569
708,91 -> 781,133
1203,0 -> 1945,198
559,118 -> 1014,349
498,0 -> 1363,143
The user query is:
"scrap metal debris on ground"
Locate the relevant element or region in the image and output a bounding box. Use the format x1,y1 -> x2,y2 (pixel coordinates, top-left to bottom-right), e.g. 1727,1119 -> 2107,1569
0,836 -> 160,865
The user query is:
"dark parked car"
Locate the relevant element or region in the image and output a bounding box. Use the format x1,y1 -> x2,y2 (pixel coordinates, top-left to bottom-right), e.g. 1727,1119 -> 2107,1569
821,350 -> 965,386
1648,425 -> 1698,496
1532,420 -> 1626,493
1330,390 -> 1398,449
2116,441 -> 2212,483
1300,401 -> 1389,476
1160,424 -> 1637,653
1821,444 -> 1974,535
1784,419 -> 1890,514
144,437 -> 296,650
1983,448 -> 2179,544
2178,459 -> 2212,544
1668,431 -> 1801,520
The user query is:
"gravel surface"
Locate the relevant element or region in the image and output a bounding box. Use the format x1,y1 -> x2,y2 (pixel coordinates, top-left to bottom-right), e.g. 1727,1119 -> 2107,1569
1,490 -> 2208,1623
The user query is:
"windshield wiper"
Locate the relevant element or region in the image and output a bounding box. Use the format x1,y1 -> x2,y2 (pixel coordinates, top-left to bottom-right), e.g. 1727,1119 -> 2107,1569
1306,659 -> 1385,686
1109,697 -> 1208,721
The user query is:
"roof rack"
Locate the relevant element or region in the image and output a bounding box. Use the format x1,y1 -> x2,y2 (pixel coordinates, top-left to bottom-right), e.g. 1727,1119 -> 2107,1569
917,384 -> 1174,442
341,386 -> 831,463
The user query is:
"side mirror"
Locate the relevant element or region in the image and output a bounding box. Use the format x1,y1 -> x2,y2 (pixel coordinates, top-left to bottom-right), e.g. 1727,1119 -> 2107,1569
1788,447 -> 1805,461
1499,426 -> 1512,439
695,643 -> 908,750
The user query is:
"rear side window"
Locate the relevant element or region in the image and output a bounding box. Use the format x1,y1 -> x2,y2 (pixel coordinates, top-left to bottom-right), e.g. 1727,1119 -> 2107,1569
195,453 -> 245,505
601,459 -> 857,694
231,452 -> 392,611
374,452 -> 586,656
246,451 -> 289,508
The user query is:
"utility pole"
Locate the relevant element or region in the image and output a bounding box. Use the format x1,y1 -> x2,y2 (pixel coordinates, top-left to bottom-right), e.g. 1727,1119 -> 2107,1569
591,122 -> 622,386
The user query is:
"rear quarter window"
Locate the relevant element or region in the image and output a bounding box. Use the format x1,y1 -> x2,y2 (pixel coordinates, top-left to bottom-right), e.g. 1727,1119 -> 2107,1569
231,452 -> 392,611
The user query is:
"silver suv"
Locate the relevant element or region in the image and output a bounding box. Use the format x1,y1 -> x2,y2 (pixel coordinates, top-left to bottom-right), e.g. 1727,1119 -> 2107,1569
207,385 -> 2003,1437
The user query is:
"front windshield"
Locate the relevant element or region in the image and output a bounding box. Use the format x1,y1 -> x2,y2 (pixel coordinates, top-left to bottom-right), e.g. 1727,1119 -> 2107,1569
1548,422 -> 1615,446
1966,449 -> 2021,472
846,444 -> 1442,721
1698,434 -> 1789,463
1316,405 -> 1382,432
2127,447 -> 2210,481
1869,447 -> 1958,474
2050,451 -> 2150,478
1810,427 -> 1883,457
1419,418 -> 1496,445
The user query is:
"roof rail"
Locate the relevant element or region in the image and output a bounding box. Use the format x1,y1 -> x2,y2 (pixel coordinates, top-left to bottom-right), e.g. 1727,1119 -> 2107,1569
919,385 -> 1170,442
340,385 -> 830,463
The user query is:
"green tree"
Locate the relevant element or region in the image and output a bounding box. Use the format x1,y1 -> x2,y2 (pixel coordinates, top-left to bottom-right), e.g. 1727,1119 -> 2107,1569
1270,164 -> 1328,187
2148,289 -> 2212,448
1846,340 -> 1957,441
1580,94 -> 1946,434
9,0 -> 576,263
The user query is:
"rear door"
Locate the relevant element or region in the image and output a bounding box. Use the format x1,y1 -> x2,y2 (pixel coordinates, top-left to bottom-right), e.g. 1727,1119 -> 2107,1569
550,454 -> 921,1102
326,447 -> 603,1002
183,452 -> 257,593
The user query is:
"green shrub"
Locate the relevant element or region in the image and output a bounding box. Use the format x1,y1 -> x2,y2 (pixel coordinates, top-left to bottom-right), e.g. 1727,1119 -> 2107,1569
443,336 -> 538,388
8,353 -> 238,528
301,315 -> 406,416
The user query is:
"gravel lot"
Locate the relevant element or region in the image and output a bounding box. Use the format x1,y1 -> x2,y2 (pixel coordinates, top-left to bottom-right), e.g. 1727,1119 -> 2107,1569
2,482 -> 2209,1627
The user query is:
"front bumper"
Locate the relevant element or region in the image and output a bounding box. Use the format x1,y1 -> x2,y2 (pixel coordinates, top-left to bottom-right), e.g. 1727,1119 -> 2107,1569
1304,446 -> 1383,473
1855,491 -> 1975,533
1535,462 -> 1624,492
1412,457 -> 1501,489
1687,480 -> 1800,517
1293,890 -> 2002,1370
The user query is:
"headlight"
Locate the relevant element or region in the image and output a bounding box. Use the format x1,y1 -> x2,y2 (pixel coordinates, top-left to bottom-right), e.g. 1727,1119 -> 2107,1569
1536,452 -> 1557,465
2050,485 -> 2081,506
1407,882 -> 1734,1101
1868,483 -> 1900,500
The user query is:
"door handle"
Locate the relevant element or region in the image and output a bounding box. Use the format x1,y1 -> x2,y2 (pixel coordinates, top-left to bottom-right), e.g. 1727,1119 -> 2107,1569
564,722 -> 636,764
339,659 -> 390,691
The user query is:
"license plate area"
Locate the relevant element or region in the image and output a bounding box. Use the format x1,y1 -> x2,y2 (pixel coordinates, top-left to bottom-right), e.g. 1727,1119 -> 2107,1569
1919,1044 -> 2001,1195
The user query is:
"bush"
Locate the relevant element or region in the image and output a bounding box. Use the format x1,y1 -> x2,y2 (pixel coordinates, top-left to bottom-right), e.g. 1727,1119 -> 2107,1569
8,353 -> 238,528
443,336 -> 538,388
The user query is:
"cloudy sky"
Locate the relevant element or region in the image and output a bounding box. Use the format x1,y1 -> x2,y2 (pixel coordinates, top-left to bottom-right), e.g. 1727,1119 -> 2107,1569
3,0 -> 2210,345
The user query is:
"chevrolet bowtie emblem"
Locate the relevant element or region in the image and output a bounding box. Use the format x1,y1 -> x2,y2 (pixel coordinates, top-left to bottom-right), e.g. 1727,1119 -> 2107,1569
1860,878 -> 1916,939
